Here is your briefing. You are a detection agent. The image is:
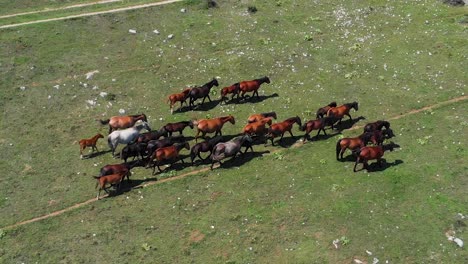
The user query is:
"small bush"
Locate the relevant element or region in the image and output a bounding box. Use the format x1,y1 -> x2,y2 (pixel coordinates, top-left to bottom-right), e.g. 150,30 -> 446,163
248,6 -> 258,13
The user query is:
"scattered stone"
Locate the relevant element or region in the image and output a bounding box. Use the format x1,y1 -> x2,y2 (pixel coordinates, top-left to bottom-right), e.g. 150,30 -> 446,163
168,34 -> 174,39
99,92 -> 108,98
20,86 -> 26,91
448,236 -> 464,247
129,29 -> 137,34
53,85 -> 60,89
86,100 -> 96,106
85,70 -> 99,80
180,8 -> 186,13
153,29 -> 160,34
119,109 -> 126,114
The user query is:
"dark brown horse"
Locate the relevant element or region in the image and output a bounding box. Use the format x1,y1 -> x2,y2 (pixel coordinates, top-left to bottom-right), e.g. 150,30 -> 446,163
327,102 -> 359,127
99,113 -> 148,134
145,135 -> 186,160
79,133 -> 104,159
369,128 -> 395,145
98,160 -> 142,182
239,76 -> 270,99
299,117 -> 336,141
336,132 -> 373,160
194,115 -> 235,142
188,78 -> 219,108
353,142 -> 399,172
266,116 -> 302,146
150,142 -> 190,174
167,88 -> 191,114
316,101 -> 337,119
136,128 -> 168,143
190,136 -> 223,165
220,83 -> 240,103
363,120 -> 391,133
247,111 -> 277,123
162,121 -> 194,137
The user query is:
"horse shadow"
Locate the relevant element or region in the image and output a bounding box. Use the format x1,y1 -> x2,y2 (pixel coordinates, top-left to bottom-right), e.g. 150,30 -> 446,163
303,130 -> 341,142
83,150 -> 112,159
178,99 -> 221,112
269,135 -> 303,148
215,150 -> 270,169
334,116 -> 366,131
235,93 -> 279,104
105,176 -> 158,197
363,159 -> 404,172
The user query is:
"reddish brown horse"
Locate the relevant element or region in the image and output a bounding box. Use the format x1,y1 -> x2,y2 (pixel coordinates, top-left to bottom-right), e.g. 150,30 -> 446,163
353,142 -> 399,172
150,142 -> 190,174
239,76 -> 270,99
93,171 -> 128,200
167,88 -> 191,114
162,121 -> 194,137
242,117 -> 272,136
336,132 -> 373,160
327,102 -> 359,127
299,117 -> 336,141
220,83 -> 240,103
79,133 -> 104,159
266,116 -> 302,146
193,115 -> 235,142
316,101 -> 337,119
363,120 -> 391,133
99,113 -> 148,134
247,111 -> 277,123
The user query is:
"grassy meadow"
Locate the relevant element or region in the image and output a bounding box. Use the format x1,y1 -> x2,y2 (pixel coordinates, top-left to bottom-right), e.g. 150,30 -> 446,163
0,0 -> 467,262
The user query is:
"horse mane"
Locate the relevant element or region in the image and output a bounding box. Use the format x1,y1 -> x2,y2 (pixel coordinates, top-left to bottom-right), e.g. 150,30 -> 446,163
261,111 -> 277,118
255,76 -> 270,83
328,101 -> 337,107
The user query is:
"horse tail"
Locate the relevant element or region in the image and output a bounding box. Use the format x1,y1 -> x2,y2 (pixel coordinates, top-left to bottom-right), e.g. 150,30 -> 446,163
336,139 -> 343,158
99,119 -> 110,125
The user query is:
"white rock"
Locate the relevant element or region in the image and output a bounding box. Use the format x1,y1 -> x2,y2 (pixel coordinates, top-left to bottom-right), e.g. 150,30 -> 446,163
354,259 -> 364,264
129,29 -> 137,34
99,92 -> 108,98
20,86 -> 26,91
180,8 -> 186,13
366,250 -> 373,255
168,34 -> 174,39
372,257 -> 379,264
53,85 -> 60,89
86,100 -> 96,106
85,70 -> 99,80
119,109 -> 126,114
153,29 -> 160,34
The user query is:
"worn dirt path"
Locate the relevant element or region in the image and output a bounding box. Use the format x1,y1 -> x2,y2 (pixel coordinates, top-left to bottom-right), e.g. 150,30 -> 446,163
3,94 -> 467,231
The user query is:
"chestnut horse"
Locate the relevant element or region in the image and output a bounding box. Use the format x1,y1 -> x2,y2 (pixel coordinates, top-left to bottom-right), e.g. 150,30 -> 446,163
299,117 -> 336,141
266,116 -> 302,146
188,78 -> 219,108
336,132 -> 373,160
79,133 -> 104,159
247,111 -> 277,123
242,117 -> 272,136
220,83 -> 240,103
99,113 -> 148,134
145,135 -> 186,160
316,101 -> 337,119
327,102 -> 359,126
211,135 -> 252,169
167,88 -> 191,114
239,76 -> 270,99
193,115 -> 235,142
364,120 -> 390,133
94,171 -> 128,200
190,136 -> 223,165
150,142 -> 190,174
162,121 -> 194,137
353,142 -> 399,172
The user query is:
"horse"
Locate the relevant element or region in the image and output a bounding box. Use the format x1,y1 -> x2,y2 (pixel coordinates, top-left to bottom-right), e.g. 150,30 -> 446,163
188,78 -> 219,108
210,135 -> 252,169
94,171 -> 128,200
239,76 -> 270,99
167,88 -> 191,114
220,83 -> 240,103
336,132 -> 373,160
369,128 -> 395,145
79,133 -> 104,159
120,142 -> 147,163
299,117 -> 336,141
353,142 -> 400,172
145,135 -> 186,161
108,121 -> 151,157
193,115 -> 235,142
363,120 -> 391,133
136,128 -> 168,143
326,102 -> 359,127
266,116 -> 302,146
98,160 -> 142,183
150,142 -> 190,174
316,101 -> 337,119
190,136 -> 223,165
162,121 -> 194,137
99,113 -> 148,134
247,111 -> 277,123
242,117 -> 272,136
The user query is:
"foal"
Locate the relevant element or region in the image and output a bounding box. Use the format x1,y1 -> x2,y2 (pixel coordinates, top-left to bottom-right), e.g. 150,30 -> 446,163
94,171 -> 128,200
79,133 -> 104,159
167,88 -> 191,114
220,83 -> 240,103
316,101 -> 337,119
353,142 -> 399,172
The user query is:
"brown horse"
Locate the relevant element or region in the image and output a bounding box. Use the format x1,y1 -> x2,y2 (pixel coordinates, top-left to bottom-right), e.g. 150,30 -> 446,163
363,120 -> 390,133
150,142 -> 190,174
242,117 -> 272,136
327,102 -> 359,127
193,115 -> 235,142
220,83 -> 240,103
99,113 -> 148,134
353,142 -> 399,172
188,78 -> 219,108
369,128 -> 395,145
190,136 -> 223,165
336,132 -> 373,160
247,111 -> 277,123
299,117 -> 336,141
79,133 -> 104,159
136,128 -> 168,143
239,76 -> 270,99
316,101 -> 337,119
93,171 -> 128,200
167,88 -> 191,114
266,116 -> 302,146
162,121 -> 194,137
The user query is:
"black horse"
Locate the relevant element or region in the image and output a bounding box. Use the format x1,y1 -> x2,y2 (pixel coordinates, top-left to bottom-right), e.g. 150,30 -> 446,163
188,78 -> 219,109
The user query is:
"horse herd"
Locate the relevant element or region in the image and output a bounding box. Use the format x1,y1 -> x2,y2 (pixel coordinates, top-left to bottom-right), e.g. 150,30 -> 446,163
78,77 -> 400,199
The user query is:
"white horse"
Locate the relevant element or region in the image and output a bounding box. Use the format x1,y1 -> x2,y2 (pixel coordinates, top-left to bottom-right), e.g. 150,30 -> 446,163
210,135 -> 252,169
108,121 -> 151,156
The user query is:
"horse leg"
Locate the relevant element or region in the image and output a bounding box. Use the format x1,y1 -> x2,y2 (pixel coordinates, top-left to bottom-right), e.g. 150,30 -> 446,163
353,156 -> 361,172
347,113 -> 353,122
206,94 -> 212,102
288,130 -> 294,138
80,145 -> 85,159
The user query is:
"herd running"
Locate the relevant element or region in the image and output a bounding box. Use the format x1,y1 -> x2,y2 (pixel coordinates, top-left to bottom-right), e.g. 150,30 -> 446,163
79,77 -> 399,199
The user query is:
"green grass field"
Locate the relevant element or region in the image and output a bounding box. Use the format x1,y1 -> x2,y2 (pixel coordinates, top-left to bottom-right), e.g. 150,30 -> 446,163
0,0 -> 467,262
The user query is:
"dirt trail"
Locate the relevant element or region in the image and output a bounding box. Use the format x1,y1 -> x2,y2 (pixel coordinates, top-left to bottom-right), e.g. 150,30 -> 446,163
2,95 -> 467,231
0,0 -> 183,29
